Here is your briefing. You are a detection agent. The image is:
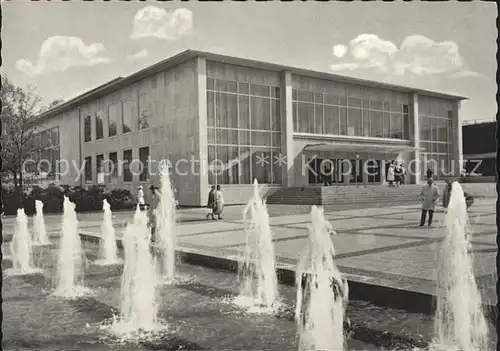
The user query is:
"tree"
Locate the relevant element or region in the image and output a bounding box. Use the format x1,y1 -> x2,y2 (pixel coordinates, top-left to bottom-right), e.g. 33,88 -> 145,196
41,98 -> 65,112
1,75 -> 45,190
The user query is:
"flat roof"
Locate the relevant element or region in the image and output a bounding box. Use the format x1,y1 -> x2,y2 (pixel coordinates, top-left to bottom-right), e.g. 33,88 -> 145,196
35,49 -> 468,122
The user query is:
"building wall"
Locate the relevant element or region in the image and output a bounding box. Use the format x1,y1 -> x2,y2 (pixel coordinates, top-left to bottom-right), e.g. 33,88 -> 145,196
26,109 -> 81,188
78,58 -> 200,205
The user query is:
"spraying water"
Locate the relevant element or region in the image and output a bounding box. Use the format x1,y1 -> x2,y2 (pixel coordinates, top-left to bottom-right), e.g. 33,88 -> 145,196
33,200 -> 50,245
235,179 -> 278,311
94,199 -> 121,266
111,207 -> 160,334
6,208 -> 41,275
155,163 -> 177,284
431,182 -> 489,351
53,196 -> 90,298
295,205 -> 346,351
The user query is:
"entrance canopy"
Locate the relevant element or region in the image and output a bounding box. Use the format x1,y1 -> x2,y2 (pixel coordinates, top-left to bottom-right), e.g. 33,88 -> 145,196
302,141 -> 420,160
303,142 -> 419,154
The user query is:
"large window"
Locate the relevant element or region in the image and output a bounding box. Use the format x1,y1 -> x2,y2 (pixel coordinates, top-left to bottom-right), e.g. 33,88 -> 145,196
122,100 -> 133,134
207,77 -> 282,185
84,156 -> 92,183
138,94 -> 150,130
26,127 -> 60,181
419,98 -> 454,179
108,104 -> 118,137
108,152 -> 118,182
123,149 -> 133,182
84,115 -> 92,142
96,110 -> 104,140
96,154 -> 104,184
139,147 -> 150,181
292,89 -> 411,140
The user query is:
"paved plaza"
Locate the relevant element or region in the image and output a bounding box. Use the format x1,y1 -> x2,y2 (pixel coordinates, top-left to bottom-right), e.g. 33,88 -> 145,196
4,197 -> 496,304
2,198 -> 498,349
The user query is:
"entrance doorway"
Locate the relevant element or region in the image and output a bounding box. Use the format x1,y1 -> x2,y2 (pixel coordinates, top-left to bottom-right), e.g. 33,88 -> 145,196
307,157 -> 365,185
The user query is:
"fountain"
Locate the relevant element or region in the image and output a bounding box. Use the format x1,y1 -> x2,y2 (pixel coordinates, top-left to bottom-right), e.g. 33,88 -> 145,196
235,179 -> 278,311
6,208 -> 41,275
155,162 -> 177,284
295,205 -> 346,351
33,200 -> 50,246
94,199 -> 121,266
53,196 -> 90,298
431,182 -> 489,351
110,207 -> 160,335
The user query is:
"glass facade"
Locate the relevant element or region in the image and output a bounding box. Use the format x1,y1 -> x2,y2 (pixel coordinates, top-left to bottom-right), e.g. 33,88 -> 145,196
292,89 -> 410,140
419,100 -> 454,179
207,77 -> 282,185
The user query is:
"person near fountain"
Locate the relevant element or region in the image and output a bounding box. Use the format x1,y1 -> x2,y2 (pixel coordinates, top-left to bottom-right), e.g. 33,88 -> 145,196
137,185 -> 146,210
205,185 -> 216,220
148,185 -> 160,242
213,185 -> 224,220
419,177 -> 439,227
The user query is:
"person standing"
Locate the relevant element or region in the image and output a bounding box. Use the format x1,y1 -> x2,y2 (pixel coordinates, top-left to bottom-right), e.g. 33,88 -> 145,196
148,185 -> 160,242
137,185 -> 146,210
419,178 -> 439,227
213,185 -> 224,220
426,167 -> 433,180
394,163 -> 402,187
442,179 -> 453,211
205,185 -> 216,220
386,161 -> 395,187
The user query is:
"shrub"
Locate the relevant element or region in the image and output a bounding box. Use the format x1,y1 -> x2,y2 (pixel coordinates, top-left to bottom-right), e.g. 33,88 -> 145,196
1,187 -> 28,215
2,184 -> 135,215
105,188 -> 135,210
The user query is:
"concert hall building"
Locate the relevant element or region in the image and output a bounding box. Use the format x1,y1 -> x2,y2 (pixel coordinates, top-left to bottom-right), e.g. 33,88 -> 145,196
32,49 -> 465,206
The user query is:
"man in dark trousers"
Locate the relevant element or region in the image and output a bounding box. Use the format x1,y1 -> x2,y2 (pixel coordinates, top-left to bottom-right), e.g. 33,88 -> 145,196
419,178 -> 439,227
205,185 -> 216,220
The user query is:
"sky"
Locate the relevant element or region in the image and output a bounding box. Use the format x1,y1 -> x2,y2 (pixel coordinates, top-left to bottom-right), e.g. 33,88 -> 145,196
2,1 -> 497,121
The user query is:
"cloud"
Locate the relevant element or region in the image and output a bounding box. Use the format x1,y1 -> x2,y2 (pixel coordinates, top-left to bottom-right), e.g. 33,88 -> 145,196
332,44 -> 347,58
330,34 -> 483,79
127,49 -> 149,62
448,70 -> 490,80
131,7 -> 193,41
16,36 -> 112,76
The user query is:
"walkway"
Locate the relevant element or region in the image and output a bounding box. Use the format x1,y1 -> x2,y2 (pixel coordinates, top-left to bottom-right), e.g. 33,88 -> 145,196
3,198 -> 497,304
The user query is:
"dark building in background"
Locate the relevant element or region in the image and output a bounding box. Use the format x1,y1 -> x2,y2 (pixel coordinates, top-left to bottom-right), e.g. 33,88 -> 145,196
462,121 -> 496,177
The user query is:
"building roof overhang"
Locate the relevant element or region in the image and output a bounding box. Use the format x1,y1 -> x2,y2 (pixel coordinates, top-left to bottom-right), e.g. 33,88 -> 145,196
34,49 -> 468,123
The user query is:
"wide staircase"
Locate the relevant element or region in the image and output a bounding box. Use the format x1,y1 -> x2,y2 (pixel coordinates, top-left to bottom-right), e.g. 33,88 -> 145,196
265,184 -> 424,207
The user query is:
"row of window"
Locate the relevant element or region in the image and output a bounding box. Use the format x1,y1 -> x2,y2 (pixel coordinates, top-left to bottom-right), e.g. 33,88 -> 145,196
31,127 -> 60,149
83,94 -> 151,142
208,128 -> 281,147
420,115 -> 453,143
293,101 -> 411,140
83,147 -> 150,184
207,145 -> 282,185
293,89 -> 409,114
207,78 -> 280,99
207,89 -> 281,131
